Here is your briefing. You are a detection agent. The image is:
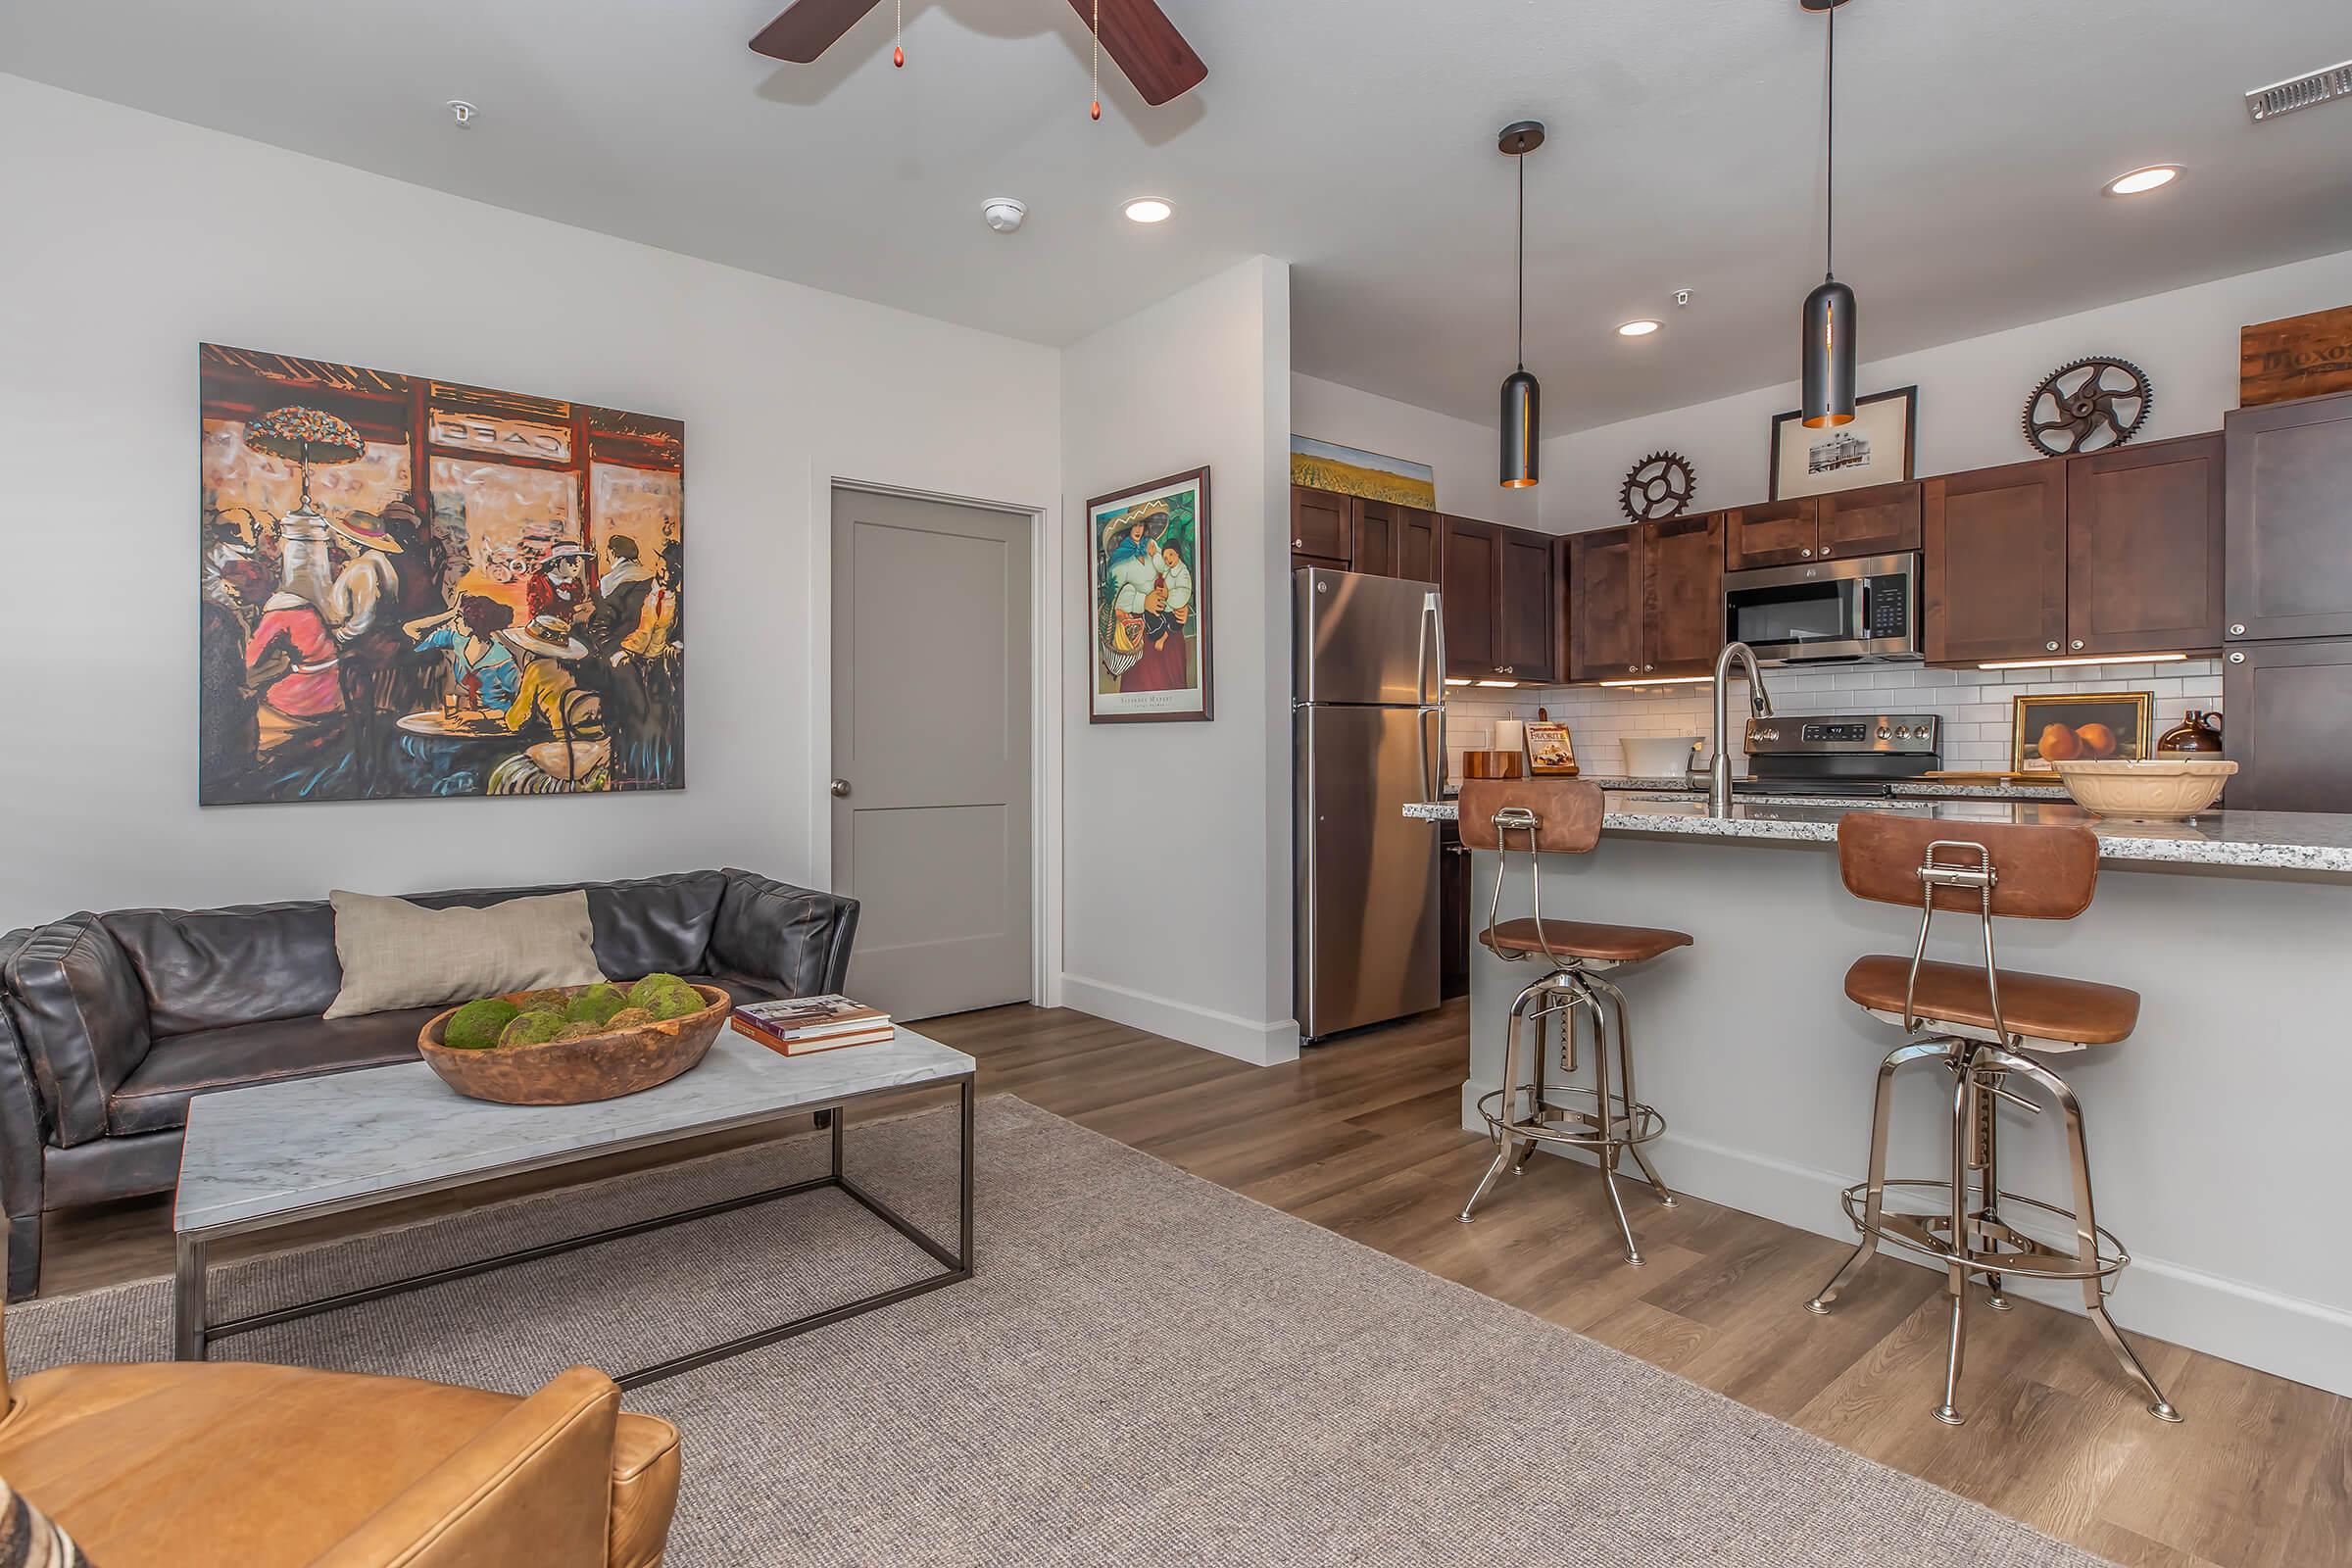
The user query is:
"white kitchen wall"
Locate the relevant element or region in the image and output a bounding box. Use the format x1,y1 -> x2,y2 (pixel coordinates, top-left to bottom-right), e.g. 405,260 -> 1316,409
1446,662 -> 2224,782
1060,259 -> 1298,1064
0,75 -> 1062,932
1291,374 -> 1537,527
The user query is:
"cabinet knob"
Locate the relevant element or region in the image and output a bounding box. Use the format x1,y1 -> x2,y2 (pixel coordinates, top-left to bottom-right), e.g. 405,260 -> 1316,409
2230,623 -> 2246,636
1643,664 -> 1654,672
2230,651 -> 2246,663
1627,665 -> 1638,674
2045,641 -> 2060,652
1801,548 -> 1813,559
1820,547 -> 1833,558
2071,640 -> 2084,651
1293,537 -> 1303,549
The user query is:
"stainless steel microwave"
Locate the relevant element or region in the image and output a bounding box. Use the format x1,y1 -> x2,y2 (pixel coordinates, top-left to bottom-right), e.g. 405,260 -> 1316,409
1722,551 -> 1921,664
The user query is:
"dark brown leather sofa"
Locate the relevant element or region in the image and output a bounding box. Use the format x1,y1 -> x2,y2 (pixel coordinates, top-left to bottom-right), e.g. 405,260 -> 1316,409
0,868 -> 858,1299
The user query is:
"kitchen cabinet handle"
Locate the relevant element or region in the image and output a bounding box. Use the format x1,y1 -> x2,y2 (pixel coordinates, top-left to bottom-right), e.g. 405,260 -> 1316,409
1819,547 -> 1833,558
2045,641 -> 2060,652
2071,640 -> 2085,651
1293,537 -> 1303,549
2230,651 -> 2246,663
1627,665 -> 1638,674
1643,663 -> 1654,672
1801,548 -> 1813,558
2230,623 -> 2246,636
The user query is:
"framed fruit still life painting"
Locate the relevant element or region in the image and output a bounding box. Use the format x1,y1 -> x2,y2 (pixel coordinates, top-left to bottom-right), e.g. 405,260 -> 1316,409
2011,692 -> 2152,773
1087,467 -> 1211,724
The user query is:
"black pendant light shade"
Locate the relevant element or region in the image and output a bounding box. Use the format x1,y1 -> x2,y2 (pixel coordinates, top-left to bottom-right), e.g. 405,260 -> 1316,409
1801,276 -> 1856,428
1798,0 -> 1857,428
1500,368 -> 1540,487
1498,120 -> 1544,487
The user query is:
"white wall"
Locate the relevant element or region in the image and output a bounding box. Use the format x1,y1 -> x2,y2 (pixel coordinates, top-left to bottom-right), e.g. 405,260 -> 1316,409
1059,259 -> 1298,1065
1542,245 -> 2352,533
0,75 -> 1060,932
1291,374 -> 1534,527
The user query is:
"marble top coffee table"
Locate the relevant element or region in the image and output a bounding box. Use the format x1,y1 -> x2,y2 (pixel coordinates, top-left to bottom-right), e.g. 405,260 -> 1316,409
173,1028 -> 975,1389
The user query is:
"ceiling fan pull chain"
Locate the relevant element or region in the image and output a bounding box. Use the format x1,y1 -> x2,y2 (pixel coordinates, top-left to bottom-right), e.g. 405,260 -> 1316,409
1091,0 -> 1102,119
893,0 -> 904,68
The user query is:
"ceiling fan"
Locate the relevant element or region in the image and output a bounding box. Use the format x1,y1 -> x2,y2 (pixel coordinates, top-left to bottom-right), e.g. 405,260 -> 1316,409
750,0 -> 1207,107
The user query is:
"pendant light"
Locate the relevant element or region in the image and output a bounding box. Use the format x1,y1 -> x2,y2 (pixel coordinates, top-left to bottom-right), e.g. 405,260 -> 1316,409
1498,121 -> 1544,487
1799,0 -> 1856,428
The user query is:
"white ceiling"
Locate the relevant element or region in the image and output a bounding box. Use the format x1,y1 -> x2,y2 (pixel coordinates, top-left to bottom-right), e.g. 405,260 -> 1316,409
6,2 -> 2348,431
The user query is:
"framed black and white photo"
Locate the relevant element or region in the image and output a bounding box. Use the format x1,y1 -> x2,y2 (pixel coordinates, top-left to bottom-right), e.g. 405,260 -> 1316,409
1768,385 -> 1917,501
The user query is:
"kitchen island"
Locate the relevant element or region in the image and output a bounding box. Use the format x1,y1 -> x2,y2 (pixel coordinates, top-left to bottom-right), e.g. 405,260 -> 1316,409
1415,790 -> 2352,1397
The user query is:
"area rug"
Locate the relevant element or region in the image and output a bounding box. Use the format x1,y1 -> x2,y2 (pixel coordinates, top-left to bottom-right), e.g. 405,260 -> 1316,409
7,1095 -> 2109,1567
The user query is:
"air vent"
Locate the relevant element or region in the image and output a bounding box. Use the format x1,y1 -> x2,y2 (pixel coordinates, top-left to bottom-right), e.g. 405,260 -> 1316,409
2245,61 -> 2352,122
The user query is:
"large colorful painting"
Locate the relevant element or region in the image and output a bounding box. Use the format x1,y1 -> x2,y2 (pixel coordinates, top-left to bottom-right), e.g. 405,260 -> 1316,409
199,345 -> 685,804
1087,467 -> 1211,724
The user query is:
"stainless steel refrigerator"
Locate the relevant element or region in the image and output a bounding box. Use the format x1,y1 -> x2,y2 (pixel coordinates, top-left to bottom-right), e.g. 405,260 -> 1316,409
1293,566 -> 1446,1042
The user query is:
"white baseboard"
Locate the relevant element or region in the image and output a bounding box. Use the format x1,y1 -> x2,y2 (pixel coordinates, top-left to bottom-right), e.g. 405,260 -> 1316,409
1459,1077 -> 2352,1400
1061,973 -> 1301,1066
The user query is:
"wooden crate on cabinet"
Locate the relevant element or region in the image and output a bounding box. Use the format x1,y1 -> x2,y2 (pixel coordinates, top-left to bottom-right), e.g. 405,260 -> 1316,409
2065,433 -> 2223,657
1923,460 -> 2069,663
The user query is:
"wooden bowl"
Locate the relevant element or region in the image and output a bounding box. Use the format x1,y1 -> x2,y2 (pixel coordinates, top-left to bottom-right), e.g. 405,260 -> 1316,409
417,983 -> 730,1105
2051,759 -> 2237,821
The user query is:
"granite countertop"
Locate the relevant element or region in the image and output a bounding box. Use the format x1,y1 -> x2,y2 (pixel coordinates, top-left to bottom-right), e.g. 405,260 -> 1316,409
1405,791 -> 2352,876
1446,775 -> 2070,802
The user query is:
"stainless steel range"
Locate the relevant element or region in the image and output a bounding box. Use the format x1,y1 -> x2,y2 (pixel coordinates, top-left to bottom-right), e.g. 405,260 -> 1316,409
1738,712 -> 1941,800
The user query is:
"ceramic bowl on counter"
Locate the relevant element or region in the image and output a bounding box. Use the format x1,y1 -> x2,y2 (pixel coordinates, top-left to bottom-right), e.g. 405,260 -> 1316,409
1621,736 -> 1703,777
2051,758 -> 2237,821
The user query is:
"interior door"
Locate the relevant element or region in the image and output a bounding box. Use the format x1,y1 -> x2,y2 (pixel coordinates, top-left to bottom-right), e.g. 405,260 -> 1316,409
1923,460 -> 2068,663
831,489 -> 1033,1020
2066,433 -> 2223,657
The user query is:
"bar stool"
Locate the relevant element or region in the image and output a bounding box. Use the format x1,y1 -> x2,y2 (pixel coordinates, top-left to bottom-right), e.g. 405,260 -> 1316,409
1806,812 -> 2180,1427
1454,779 -> 1690,1264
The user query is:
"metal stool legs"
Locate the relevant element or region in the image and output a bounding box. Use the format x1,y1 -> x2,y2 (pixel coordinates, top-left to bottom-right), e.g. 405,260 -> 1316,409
1806,1037 -> 2180,1426
1460,966 -> 1672,1265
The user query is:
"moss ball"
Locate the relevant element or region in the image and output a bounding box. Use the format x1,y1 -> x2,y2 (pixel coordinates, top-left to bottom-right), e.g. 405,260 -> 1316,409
565,983 -> 627,1026
499,1008 -> 568,1048
513,988 -> 572,1013
554,1019 -> 609,1042
626,973 -> 688,1008
647,985 -> 706,1022
443,998 -> 520,1051
605,1006 -> 655,1029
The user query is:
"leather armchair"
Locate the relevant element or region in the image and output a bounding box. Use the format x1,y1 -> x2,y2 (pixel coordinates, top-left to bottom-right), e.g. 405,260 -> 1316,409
0,1295 -> 681,1567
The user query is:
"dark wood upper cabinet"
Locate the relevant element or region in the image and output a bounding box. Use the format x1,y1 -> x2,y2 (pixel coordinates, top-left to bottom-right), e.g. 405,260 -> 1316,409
1642,512 -> 1726,677
2226,390 -> 2352,642
1394,507 -> 1441,586
1350,498 -> 1397,577
1290,486 -> 1352,563
1817,480 -> 1923,561
1495,525 -> 1560,682
1569,525 -> 1643,682
1441,515 -> 1499,675
2222,638 -> 2352,812
1723,499 -> 1818,570
2065,433 -> 2224,657
1923,460 -> 2069,664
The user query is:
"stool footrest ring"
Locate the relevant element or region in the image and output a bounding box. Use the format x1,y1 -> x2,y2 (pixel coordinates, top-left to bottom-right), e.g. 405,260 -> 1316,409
1476,1085 -> 1665,1152
1838,1178 -> 2131,1285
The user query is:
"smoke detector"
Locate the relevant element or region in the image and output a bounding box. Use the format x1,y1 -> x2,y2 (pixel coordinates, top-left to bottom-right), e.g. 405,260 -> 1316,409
981,197 -> 1027,234
2246,60 -> 2352,122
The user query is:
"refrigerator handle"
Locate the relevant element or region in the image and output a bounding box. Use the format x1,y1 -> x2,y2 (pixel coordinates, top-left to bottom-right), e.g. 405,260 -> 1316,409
1418,591 -> 1447,802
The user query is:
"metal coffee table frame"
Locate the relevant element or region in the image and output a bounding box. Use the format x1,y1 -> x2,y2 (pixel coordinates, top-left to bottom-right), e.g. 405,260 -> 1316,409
173,1073 -> 974,1392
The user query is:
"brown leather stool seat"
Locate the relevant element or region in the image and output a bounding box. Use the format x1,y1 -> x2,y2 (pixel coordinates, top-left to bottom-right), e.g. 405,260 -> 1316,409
1481,917 -> 1693,965
1843,955 -> 2140,1046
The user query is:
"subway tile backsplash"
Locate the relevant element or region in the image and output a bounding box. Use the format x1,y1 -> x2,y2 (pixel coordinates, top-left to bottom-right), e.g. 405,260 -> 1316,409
1444,660 -> 2222,779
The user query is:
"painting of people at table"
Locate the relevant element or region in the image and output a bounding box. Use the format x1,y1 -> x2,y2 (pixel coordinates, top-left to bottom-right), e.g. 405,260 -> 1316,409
197,343 -> 686,805
1086,467 -> 1211,724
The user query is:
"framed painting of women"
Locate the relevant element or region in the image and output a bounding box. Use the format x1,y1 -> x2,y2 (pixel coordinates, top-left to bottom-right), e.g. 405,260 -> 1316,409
1086,467 -> 1211,724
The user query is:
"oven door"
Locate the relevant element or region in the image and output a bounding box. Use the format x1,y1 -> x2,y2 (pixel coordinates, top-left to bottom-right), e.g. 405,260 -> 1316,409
1723,552 -> 1919,662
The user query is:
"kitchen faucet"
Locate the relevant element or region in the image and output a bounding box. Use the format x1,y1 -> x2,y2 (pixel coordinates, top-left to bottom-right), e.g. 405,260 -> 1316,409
1708,642 -> 1774,817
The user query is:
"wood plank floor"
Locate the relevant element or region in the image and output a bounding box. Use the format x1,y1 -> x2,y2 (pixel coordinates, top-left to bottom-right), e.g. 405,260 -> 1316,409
37,1001 -> 2349,1568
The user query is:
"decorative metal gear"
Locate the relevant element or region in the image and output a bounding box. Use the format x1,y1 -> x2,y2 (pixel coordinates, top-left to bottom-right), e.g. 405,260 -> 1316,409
2023,356 -> 2153,457
1619,451 -> 1697,523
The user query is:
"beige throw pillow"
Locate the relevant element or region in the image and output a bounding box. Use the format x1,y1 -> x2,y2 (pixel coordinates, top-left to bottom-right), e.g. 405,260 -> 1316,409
324,889 -> 606,1019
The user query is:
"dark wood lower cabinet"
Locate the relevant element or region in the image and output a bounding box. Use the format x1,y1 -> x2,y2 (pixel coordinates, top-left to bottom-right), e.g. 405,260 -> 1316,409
2221,639 -> 2352,812
1439,823 -> 1468,1002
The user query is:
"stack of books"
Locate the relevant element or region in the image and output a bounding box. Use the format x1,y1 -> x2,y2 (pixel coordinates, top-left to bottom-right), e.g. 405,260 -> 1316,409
731,994 -> 894,1056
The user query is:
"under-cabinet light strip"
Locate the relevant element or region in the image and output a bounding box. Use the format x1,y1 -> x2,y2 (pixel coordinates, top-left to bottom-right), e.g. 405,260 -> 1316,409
1976,652 -> 2192,671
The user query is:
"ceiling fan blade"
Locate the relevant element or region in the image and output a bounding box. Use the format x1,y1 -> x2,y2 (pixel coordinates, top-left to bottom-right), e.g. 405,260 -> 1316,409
750,0 -> 887,63
1064,0 -> 1207,106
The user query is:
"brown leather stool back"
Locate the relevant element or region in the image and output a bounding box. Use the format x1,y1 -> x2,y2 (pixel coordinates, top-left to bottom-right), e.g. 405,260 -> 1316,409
1838,812 -> 2099,921
1457,779 -> 1604,855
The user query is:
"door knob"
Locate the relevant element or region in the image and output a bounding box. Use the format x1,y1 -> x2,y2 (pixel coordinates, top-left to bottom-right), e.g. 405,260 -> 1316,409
830,778 -> 851,798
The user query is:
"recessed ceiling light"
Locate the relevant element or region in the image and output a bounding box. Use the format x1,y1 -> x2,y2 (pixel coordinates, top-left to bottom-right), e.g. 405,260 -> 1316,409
1617,319 -> 1662,338
1123,198 -> 1173,224
2103,165 -> 2180,197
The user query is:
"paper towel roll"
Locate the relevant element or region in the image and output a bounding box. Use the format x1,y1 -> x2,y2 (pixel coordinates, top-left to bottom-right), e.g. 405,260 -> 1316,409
1493,719 -> 1526,756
